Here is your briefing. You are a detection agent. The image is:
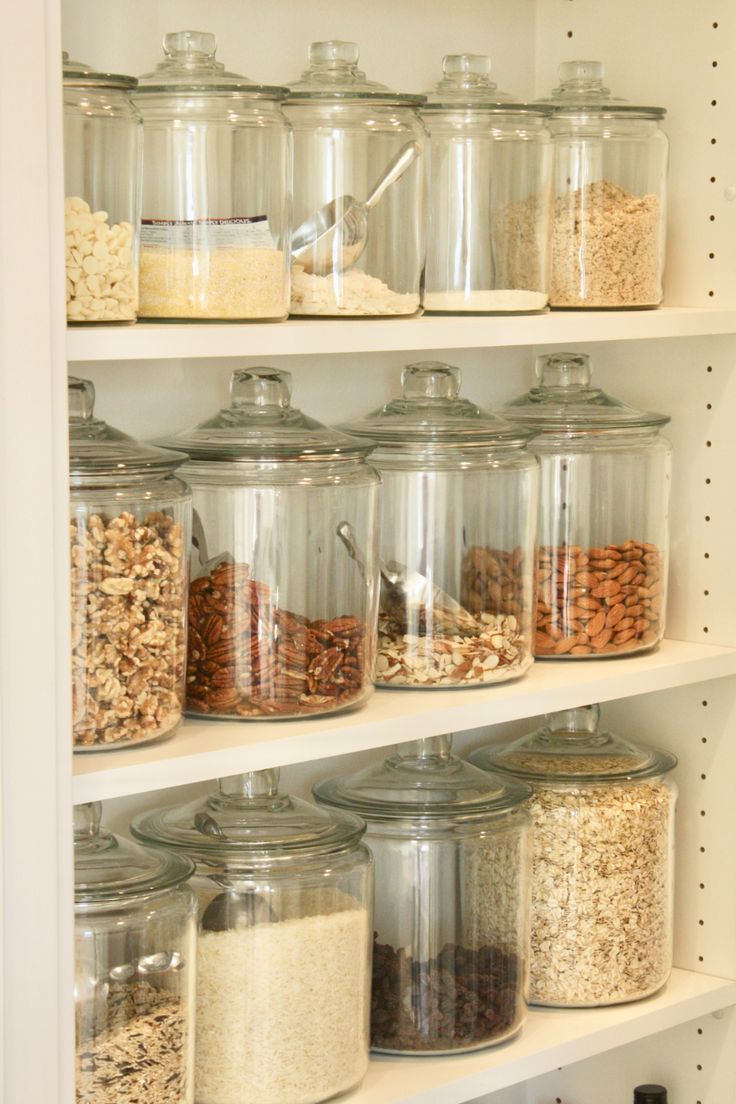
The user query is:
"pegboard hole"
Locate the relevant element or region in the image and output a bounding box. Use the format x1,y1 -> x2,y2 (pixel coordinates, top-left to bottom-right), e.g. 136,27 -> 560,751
705,515 -> 711,521
701,737 -> 707,743
700,845 -> 706,853
702,699 -> 708,706
698,1028 -> 703,1035
566,30 -> 573,38
706,402 -> 712,409
700,809 -> 706,816
703,626 -> 709,633
707,365 -> 713,372
700,882 -> 705,888
711,99 -> 718,106
710,214 -> 716,221
710,177 -> 716,184
704,588 -> 710,596
705,478 -> 711,485
709,290 -> 715,297
699,918 -> 705,925
709,252 -> 715,258
711,137 -> 717,144
697,1064 -> 703,1070
713,20 -> 719,27
707,440 -> 712,446
699,956 -> 704,964
704,552 -> 710,559
712,59 -> 719,66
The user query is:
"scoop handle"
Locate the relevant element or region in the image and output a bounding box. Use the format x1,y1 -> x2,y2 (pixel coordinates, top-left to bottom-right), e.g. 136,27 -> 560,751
364,140 -> 421,211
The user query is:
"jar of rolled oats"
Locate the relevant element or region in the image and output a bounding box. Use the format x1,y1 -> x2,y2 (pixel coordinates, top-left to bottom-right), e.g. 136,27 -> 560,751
470,705 -> 677,1007
69,376 -> 191,751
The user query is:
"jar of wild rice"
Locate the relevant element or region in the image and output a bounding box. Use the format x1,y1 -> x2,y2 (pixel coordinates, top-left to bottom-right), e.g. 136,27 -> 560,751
470,705 -> 677,1007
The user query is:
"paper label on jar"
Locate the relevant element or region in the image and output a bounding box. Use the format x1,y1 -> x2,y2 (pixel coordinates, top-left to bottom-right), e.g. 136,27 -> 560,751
140,215 -> 275,250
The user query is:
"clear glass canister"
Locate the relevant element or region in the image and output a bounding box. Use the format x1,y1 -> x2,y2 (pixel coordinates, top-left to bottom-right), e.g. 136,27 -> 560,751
315,736 -> 530,1053
158,367 -> 379,718
74,801 -> 197,1103
503,352 -> 671,658
132,770 -> 373,1104
69,376 -> 191,750
537,61 -> 668,308
343,361 -> 538,687
470,705 -> 677,1007
285,41 -> 425,317
133,31 -> 291,320
63,52 -> 142,322
422,54 -> 552,314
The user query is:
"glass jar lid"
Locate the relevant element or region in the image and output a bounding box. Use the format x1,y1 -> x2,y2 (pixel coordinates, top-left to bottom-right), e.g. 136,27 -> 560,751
342,361 -> 533,448
132,770 -> 366,864
136,30 -> 288,99
159,367 -> 373,463
62,50 -> 137,90
502,353 -> 670,433
423,53 -> 544,114
75,802 -> 194,904
469,705 -> 677,783
69,377 -> 187,479
314,735 -> 531,821
537,60 -> 665,118
286,40 -> 424,106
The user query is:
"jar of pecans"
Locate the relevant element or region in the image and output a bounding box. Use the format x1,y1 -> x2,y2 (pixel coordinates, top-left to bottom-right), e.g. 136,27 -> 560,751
503,352 -> 671,658
159,367 -> 380,720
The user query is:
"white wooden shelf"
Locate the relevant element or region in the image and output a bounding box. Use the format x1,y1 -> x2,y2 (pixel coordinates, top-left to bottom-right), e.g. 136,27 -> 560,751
354,969 -> 736,1104
65,307 -> 736,363
73,638 -> 736,802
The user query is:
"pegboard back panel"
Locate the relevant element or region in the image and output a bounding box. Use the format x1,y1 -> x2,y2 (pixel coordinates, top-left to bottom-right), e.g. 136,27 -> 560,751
535,0 -> 736,307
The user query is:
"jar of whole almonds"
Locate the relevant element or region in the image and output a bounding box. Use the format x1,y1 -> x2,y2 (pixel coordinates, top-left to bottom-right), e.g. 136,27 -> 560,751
63,52 -> 142,322
315,735 -> 531,1053
342,361 -> 538,687
159,367 -> 380,719
470,705 -> 677,1007
132,770 -> 373,1103
69,377 -> 191,750
503,352 -> 671,658
74,801 -> 197,1104
536,61 -> 668,309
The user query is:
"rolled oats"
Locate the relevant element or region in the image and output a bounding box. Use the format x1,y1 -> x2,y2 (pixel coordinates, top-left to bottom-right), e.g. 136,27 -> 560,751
71,510 -> 187,749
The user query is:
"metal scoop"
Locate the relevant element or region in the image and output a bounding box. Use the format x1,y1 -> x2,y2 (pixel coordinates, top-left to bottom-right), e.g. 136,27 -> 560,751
291,140 -> 421,277
336,521 -> 478,636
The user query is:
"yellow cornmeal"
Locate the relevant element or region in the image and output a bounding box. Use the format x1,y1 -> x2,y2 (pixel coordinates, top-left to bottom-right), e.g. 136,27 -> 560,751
139,247 -> 288,319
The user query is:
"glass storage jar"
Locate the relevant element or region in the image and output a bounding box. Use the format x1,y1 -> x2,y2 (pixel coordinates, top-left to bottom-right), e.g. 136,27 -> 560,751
502,352 -> 671,658
159,367 -> 379,719
422,54 -> 552,314
74,801 -> 197,1104
537,60 -> 668,308
134,31 -> 291,320
470,705 -> 677,1007
69,376 -> 191,751
343,361 -> 538,687
132,770 -> 373,1104
315,735 -> 530,1053
63,52 -> 142,323
284,41 -> 425,317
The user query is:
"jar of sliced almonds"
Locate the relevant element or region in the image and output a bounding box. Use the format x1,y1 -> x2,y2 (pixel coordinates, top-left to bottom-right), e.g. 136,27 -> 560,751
503,352 -> 671,658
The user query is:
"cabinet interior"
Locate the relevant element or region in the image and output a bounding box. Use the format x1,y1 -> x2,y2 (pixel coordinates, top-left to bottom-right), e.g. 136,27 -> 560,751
13,0 -> 736,1101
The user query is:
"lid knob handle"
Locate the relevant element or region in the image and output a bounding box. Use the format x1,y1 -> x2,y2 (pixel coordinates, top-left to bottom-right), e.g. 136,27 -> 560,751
308,40 -> 360,67
68,376 -> 95,422
394,734 -> 454,760
163,30 -> 217,59
545,705 -> 601,738
230,367 -> 292,410
74,801 -> 102,841
218,770 -> 281,799
402,361 -> 461,401
535,352 -> 592,390
558,59 -> 604,84
442,53 -> 492,81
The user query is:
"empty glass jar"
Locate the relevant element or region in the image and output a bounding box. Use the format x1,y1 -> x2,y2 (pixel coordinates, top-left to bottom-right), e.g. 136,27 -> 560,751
63,52 -> 141,322
503,352 -> 671,658
132,770 -> 373,1104
69,377 -> 191,750
285,41 -> 425,316
343,361 -> 538,687
159,367 -> 379,718
537,61 -> 668,308
315,736 -> 530,1053
74,801 -> 197,1103
422,54 -> 552,314
134,31 -> 291,320
470,706 -> 677,1007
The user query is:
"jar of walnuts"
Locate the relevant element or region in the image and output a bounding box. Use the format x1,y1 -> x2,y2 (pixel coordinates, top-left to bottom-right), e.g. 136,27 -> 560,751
69,376 -> 191,751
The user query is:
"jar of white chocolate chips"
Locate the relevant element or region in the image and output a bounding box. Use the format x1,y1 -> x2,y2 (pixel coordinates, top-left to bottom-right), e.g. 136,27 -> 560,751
342,361 -> 539,688
62,52 -> 142,322
69,377 -> 191,751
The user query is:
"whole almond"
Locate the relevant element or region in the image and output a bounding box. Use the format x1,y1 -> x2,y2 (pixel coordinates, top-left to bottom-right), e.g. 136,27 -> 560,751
578,596 -> 601,611
554,636 -> 578,655
614,627 -> 637,645
592,580 -> 621,598
576,571 -> 599,588
606,603 -> 626,627
586,610 -> 607,638
591,626 -> 614,649
571,644 -> 593,655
